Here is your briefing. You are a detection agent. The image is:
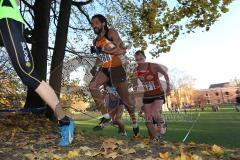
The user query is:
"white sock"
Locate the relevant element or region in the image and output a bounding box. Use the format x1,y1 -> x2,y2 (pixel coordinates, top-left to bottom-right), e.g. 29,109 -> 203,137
103,113 -> 110,119
133,123 -> 138,128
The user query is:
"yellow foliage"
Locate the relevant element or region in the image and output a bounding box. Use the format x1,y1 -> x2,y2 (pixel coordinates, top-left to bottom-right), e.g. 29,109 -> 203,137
104,151 -> 118,159
66,149 -> 79,159
159,152 -> 171,160
121,148 -> 136,155
211,144 -> 224,155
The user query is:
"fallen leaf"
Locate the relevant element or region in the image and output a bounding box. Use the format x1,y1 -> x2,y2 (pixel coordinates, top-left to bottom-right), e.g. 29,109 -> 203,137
211,144 -> 224,155
147,150 -> 153,153
121,148 -> 136,155
180,152 -> 189,160
189,142 -> 196,145
104,151 -> 118,159
16,142 -> 28,147
134,143 -> 147,149
171,145 -> 178,150
159,152 -> 171,160
175,152 -> 191,160
85,150 -> 101,157
141,138 -> 149,145
201,151 -> 211,156
191,154 -> 203,160
5,142 -> 13,145
116,140 -> 124,145
51,154 -> 62,160
102,138 -> 118,152
66,149 -> 79,159
79,146 -> 91,152
11,128 -> 17,139
24,153 -> 36,160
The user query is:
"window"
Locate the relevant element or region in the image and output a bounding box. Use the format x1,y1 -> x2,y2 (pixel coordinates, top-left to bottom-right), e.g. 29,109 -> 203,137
225,92 -> 230,96
215,92 -> 219,96
206,93 -> 209,97
207,100 -> 211,104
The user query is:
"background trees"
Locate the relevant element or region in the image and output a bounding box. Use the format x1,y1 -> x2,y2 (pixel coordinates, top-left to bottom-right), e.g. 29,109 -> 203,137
0,0 -> 234,112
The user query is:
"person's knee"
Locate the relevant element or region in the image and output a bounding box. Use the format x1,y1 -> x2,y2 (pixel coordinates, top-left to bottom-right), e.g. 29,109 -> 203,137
120,94 -> 130,102
126,105 -> 135,115
19,74 -> 40,90
112,119 -> 119,125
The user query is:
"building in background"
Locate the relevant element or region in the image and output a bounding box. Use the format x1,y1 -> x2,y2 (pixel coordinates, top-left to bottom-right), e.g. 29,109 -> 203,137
194,82 -> 239,106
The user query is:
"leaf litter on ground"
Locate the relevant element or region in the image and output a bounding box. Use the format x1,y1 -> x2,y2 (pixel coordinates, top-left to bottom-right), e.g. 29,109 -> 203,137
0,114 -> 238,160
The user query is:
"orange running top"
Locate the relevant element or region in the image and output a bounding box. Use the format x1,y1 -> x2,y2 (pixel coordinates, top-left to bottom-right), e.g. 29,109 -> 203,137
95,36 -> 122,68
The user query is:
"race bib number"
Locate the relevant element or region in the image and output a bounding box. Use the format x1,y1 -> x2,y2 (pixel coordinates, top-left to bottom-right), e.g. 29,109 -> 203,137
144,81 -> 156,91
106,86 -> 118,96
98,53 -> 112,63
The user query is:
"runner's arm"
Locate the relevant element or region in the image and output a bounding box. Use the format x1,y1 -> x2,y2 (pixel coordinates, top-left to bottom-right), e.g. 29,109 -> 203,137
155,64 -> 171,96
104,29 -> 126,55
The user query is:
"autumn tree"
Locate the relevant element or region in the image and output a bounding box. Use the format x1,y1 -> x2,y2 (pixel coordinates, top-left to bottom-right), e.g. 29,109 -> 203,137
0,0 -> 234,114
120,0 -> 233,56
169,69 -> 196,107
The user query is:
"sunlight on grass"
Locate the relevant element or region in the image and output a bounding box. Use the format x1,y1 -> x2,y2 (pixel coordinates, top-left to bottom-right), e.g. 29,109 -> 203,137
75,105 -> 240,148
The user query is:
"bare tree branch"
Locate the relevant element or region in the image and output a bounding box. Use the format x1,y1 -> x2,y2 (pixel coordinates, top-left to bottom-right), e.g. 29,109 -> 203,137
48,46 -> 96,58
51,5 -> 58,27
76,5 -> 91,24
69,25 -> 91,31
72,0 -> 93,24
21,0 -> 34,10
72,0 -> 94,6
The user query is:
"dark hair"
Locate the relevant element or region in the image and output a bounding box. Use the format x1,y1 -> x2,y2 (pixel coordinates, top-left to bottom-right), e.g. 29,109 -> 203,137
135,50 -> 146,58
92,14 -> 107,24
91,14 -> 109,34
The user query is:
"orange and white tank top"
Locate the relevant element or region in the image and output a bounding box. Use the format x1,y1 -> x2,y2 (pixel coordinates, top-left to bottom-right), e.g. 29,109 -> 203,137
95,36 -> 122,68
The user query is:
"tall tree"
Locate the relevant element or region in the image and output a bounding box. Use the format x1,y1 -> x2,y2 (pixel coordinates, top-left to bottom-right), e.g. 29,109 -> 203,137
24,0 -> 52,109
44,0 -> 72,119
169,69 -> 196,107
49,0 -> 72,98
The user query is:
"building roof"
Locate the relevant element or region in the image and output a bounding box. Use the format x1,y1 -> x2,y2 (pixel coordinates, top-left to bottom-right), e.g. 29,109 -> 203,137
209,82 -> 231,89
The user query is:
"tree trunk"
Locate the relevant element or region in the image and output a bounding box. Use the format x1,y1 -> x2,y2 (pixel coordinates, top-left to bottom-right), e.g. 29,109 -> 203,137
24,0 -> 51,112
49,0 -> 72,98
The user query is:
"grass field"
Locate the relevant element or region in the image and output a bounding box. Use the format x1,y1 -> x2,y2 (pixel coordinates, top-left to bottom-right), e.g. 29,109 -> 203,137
75,105 -> 240,148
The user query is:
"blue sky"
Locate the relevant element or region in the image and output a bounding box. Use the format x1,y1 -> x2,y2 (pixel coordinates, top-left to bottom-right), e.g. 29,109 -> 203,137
147,1 -> 240,89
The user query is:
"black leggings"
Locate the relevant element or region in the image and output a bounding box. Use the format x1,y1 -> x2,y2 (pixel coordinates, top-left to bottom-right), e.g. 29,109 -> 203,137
0,18 -> 42,90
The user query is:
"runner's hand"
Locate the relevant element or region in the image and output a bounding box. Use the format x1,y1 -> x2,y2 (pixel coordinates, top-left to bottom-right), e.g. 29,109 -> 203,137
90,66 -> 97,76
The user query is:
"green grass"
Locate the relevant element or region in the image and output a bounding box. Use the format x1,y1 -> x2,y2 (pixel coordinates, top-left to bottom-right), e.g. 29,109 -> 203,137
75,105 -> 240,148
